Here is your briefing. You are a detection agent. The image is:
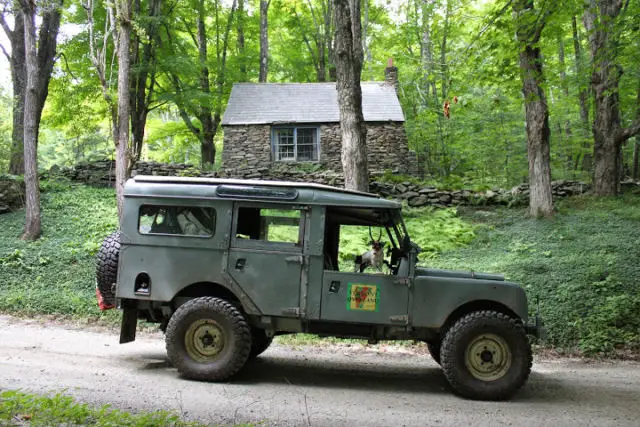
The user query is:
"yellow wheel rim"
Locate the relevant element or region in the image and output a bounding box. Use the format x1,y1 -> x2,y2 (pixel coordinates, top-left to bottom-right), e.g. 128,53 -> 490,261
184,319 -> 226,362
464,333 -> 512,381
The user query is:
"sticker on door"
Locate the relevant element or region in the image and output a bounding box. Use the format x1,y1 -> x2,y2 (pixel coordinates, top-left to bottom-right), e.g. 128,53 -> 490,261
346,283 -> 379,312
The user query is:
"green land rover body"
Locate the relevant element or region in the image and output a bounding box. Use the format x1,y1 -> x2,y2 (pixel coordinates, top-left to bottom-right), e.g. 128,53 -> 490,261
96,175 -> 543,400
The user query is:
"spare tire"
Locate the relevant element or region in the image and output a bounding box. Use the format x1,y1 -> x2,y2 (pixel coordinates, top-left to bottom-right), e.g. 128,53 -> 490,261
95,231 -> 121,309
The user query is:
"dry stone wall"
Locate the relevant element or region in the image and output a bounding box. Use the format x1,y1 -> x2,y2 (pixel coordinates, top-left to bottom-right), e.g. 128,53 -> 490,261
38,159 -> 629,211
0,176 -> 25,214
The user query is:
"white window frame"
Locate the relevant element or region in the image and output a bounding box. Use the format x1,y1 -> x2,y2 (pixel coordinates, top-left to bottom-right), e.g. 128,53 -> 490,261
272,126 -> 320,162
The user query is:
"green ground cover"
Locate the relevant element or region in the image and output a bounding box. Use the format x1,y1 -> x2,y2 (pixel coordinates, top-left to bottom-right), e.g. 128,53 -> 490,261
0,180 -> 638,354
0,389 -> 251,426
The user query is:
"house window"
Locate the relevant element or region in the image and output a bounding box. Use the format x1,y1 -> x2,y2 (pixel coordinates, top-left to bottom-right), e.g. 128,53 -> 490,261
272,127 -> 319,162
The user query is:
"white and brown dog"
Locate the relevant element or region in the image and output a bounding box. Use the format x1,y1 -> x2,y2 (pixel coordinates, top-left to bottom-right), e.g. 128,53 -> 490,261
354,239 -> 386,273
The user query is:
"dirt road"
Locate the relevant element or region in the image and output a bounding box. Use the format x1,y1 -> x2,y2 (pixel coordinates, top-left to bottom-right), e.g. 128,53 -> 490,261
0,316 -> 638,426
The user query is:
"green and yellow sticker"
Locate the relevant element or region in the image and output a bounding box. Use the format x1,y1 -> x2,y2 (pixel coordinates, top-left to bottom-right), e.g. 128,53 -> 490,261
347,283 -> 380,312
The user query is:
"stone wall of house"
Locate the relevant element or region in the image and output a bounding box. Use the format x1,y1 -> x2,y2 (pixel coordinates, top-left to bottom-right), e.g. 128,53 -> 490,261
221,125 -> 272,172
0,176 -> 25,214
317,122 -> 418,175
221,122 -> 418,176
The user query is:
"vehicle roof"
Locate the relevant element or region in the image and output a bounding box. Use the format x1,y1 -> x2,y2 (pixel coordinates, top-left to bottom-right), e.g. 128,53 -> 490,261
124,175 -> 401,209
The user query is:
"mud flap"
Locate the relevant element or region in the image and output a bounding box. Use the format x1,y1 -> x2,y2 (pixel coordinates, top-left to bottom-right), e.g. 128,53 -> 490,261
119,307 -> 137,344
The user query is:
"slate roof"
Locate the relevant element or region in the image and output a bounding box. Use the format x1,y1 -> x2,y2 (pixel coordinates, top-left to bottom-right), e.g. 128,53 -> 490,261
221,82 -> 405,125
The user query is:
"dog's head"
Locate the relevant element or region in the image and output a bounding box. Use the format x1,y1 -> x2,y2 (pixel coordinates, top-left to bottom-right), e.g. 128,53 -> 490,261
369,240 -> 386,252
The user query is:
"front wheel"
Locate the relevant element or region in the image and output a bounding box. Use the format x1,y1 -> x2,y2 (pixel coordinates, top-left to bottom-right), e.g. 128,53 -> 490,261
165,297 -> 252,381
440,310 -> 532,400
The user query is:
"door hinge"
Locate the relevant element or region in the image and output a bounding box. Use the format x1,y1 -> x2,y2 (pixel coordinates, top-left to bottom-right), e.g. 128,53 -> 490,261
285,255 -> 304,265
389,314 -> 409,324
282,307 -> 301,316
394,278 -> 411,287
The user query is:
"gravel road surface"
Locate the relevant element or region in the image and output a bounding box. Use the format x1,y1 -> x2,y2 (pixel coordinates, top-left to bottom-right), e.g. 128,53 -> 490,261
0,316 -> 638,426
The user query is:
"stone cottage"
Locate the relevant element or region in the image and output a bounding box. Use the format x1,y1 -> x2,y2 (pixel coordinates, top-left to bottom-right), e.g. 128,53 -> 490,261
221,63 -> 417,177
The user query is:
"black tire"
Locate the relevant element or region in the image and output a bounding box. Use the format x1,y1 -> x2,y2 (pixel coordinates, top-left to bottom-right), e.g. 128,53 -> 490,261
95,230 -> 121,307
440,310 -> 532,401
427,341 -> 441,365
249,328 -> 273,359
165,297 -> 252,381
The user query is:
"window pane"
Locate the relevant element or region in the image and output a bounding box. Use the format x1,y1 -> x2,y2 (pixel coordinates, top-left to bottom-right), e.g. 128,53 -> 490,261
236,207 -> 301,244
139,205 -> 215,237
276,128 -> 295,161
296,128 -> 318,161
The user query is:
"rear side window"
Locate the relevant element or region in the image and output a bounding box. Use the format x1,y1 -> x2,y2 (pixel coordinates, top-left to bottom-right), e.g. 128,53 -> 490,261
138,205 -> 216,237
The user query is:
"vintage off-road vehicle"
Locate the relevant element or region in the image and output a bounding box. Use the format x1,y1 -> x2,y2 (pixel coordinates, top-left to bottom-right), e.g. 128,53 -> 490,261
96,175 -> 542,400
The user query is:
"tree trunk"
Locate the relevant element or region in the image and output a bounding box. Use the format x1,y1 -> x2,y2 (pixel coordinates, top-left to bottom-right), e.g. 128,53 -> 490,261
237,0 -> 246,80
115,0 -> 132,222
584,0 -> 640,195
259,0 -> 269,82
634,79 -> 640,180
20,0 -> 41,240
7,10 -> 25,175
571,15 -> 591,171
5,0 -> 61,176
514,0 -> 553,217
129,0 -> 161,164
334,0 -> 368,192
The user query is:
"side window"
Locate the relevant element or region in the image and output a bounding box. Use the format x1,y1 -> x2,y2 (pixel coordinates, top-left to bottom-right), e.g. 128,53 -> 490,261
138,205 -> 216,237
236,207 -> 302,245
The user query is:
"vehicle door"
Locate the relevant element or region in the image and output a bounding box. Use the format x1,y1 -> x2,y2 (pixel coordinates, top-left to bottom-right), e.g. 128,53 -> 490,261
319,221 -> 410,325
227,203 -> 306,317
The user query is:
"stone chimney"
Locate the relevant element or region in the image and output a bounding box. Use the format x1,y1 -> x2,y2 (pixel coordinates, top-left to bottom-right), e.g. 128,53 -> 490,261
384,58 -> 398,91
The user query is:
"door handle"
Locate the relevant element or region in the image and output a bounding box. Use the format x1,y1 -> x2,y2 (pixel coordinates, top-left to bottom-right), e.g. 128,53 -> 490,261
235,258 -> 246,270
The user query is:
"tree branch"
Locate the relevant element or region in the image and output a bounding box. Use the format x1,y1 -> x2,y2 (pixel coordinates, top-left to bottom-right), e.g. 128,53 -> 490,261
0,42 -> 9,62
617,121 -> 640,145
0,12 -> 12,39
464,0 -> 514,55
58,52 -> 76,79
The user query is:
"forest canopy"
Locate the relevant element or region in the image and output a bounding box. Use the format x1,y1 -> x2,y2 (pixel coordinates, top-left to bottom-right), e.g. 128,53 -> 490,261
0,0 -> 639,190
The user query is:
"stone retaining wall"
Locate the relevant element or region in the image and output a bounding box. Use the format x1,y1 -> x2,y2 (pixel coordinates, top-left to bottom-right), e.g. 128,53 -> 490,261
0,176 -> 25,214
41,160 -> 625,210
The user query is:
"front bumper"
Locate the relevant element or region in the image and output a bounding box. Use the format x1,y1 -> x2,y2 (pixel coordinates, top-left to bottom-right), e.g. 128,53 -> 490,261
525,314 -> 546,340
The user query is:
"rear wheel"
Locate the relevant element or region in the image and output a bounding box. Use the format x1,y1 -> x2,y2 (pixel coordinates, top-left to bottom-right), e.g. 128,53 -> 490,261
165,297 -> 251,381
440,310 -> 532,400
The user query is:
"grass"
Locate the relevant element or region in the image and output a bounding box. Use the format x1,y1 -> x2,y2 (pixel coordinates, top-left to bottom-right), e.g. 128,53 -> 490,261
0,179 -> 120,323
0,389 -> 253,426
0,179 -> 638,355
428,192 -> 640,355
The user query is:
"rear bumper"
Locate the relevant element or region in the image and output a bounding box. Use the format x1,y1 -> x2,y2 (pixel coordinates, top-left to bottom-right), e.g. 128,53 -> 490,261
525,314 -> 546,340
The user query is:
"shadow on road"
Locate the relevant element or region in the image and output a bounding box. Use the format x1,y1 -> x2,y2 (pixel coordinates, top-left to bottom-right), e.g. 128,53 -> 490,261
236,354 -> 451,395
131,350 -> 619,405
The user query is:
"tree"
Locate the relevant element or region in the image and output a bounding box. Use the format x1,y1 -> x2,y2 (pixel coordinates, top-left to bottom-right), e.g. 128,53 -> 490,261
334,0 -> 368,191
259,0 -> 269,82
129,0 -> 162,165
513,0 -> 553,217
583,0 -> 640,195
167,0 -> 237,168
115,0 -> 132,221
20,0 -> 40,239
1,0 -> 62,175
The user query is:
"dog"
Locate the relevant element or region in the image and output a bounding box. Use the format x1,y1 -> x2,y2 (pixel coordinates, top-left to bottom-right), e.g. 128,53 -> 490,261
354,239 -> 387,273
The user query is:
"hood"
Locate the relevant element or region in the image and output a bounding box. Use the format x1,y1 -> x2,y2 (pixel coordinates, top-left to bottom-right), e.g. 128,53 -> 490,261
415,267 -> 505,281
